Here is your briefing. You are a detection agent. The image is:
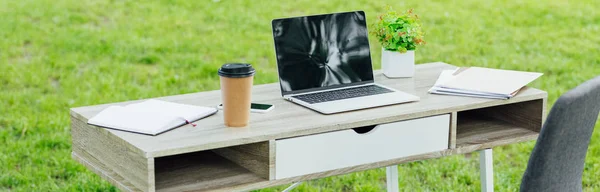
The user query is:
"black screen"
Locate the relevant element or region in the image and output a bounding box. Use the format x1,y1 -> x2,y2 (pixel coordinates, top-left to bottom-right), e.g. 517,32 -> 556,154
272,11 -> 374,94
250,103 -> 273,110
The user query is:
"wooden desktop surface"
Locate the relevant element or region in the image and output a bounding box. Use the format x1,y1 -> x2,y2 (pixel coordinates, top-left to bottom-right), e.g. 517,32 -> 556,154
70,62 -> 547,158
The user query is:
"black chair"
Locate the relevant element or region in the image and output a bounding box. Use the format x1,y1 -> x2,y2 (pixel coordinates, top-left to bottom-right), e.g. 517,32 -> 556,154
520,76 -> 600,192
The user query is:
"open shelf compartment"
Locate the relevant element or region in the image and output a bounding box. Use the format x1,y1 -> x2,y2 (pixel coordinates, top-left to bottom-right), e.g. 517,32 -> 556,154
454,99 -> 545,148
154,141 -> 272,192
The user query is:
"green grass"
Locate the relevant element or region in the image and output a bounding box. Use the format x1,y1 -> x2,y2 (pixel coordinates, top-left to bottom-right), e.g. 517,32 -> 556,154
1,0 -> 599,191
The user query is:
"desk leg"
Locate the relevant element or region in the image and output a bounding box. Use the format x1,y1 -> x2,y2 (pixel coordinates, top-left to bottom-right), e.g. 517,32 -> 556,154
282,182 -> 302,192
386,165 -> 399,192
479,149 -> 493,192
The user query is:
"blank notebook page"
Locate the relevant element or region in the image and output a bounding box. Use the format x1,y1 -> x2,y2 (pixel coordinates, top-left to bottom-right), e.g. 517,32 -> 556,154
440,67 -> 542,95
88,99 -> 217,135
126,99 -> 212,121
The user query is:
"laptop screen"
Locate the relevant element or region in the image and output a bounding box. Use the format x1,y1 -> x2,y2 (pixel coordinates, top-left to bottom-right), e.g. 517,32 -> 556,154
272,11 -> 374,95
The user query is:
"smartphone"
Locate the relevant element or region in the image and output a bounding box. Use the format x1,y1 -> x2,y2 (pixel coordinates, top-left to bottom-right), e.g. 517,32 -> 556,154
217,103 -> 274,113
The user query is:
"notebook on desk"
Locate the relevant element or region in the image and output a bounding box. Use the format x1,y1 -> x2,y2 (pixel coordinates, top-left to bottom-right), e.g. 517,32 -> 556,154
429,67 -> 543,99
88,99 -> 218,135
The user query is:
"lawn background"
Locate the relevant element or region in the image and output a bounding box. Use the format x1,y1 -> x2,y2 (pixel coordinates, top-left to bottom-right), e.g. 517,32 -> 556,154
1,0 -> 599,191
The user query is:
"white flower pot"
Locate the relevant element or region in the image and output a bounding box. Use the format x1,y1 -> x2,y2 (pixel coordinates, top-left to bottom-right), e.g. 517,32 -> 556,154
381,48 -> 415,78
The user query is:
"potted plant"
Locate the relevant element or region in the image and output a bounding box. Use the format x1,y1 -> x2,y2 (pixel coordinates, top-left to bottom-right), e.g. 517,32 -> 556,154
371,8 -> 425,78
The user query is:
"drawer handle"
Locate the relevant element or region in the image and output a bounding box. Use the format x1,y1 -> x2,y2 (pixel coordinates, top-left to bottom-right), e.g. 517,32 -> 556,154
352,125 -> 377,134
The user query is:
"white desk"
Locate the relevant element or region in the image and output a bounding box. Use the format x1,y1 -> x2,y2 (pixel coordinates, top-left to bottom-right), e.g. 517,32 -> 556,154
70,62 -> 547,191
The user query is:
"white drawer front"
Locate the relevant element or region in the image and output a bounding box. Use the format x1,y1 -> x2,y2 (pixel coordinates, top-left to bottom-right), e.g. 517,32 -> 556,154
275,114 -> 450,179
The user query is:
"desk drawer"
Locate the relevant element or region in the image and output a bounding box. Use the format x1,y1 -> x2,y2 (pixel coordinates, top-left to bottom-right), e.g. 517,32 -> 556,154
274,114 -> 450,179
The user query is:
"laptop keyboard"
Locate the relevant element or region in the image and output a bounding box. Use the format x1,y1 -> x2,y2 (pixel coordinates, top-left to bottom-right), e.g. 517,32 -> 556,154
292,85 -> 394,104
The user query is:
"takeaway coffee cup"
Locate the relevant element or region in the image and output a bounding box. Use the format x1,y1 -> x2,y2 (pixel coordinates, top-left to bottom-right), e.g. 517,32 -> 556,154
218,63 -> 255,127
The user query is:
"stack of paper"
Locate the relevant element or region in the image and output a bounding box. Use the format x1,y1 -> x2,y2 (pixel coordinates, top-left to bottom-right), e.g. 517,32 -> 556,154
429,67 -> 543,99
88,99 -> 218,135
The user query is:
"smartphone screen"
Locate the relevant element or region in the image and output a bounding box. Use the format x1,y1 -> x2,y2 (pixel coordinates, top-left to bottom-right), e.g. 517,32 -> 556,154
250,103 -> 273,110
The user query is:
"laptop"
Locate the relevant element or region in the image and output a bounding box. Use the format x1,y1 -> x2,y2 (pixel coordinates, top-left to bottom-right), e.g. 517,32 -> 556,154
271,11 -> 419,114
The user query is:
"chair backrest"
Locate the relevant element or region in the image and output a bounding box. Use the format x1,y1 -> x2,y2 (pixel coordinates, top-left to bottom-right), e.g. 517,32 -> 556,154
520,76 -> 600,192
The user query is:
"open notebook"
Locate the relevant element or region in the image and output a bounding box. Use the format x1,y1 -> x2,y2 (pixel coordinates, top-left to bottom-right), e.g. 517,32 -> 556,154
88,99 -> 218,135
